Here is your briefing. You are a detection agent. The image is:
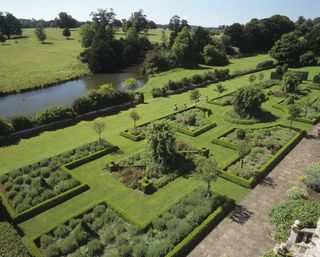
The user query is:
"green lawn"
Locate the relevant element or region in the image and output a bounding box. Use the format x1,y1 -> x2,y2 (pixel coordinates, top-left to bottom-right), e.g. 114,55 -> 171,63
1,59 -> 318,251
0,28 -> 167,94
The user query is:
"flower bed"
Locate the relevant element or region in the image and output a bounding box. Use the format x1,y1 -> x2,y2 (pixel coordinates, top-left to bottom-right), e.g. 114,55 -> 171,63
120,107 -> 216,141
34,188 -> 232,257
212,125 -> 305,188
0,140 -> 116,220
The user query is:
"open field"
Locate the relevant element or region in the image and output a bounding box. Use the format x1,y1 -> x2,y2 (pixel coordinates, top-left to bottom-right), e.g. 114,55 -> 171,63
1,61 -> 319,256
0,28 -> 168,94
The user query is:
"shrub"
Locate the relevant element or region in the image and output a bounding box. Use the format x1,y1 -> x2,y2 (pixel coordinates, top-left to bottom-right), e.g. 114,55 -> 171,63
117,243 -> 132,257
236,128 -> 246,140
46,243 -> 60,257
60,236 -> 78,255
34,105 -> 76,125
313,74 -> 320,84
87,239 -> 103,256
11,115 -> 34,131
304,163 -> 320,191
53,224 -> 69,238
142,49 -> 172,75
0,222 -> 31,257
0,116 -> 12,136
152,87 -> 166,98
203,44 -> 229,66
256,60 -> 274,69
286,186 -> 308,200
40,234 -> 54,248
132,242 -> 147,257
299,51 -> 317,66
73,226 -> 90,245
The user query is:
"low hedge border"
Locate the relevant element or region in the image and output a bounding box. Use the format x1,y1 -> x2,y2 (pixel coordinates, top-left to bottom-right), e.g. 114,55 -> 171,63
223,110 -> 260,125
0,184 -> 89,224
165,197 -> 235,257
1,144 -> 118,223
208,91 -> 235,106
120,106 -> 214,141
211,124 -> 306,188
273,99 -> 320,125
29,188 -> 232,257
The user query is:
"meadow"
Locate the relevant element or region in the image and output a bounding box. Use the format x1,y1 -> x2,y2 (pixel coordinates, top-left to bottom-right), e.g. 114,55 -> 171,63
0,28 -> 169,94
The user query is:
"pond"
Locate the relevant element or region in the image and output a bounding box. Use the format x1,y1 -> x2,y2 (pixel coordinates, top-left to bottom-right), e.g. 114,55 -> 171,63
0,66 -> 145,119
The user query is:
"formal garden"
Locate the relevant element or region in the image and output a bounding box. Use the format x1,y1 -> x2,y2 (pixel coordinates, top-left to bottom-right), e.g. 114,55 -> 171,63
1,7 -> 320,257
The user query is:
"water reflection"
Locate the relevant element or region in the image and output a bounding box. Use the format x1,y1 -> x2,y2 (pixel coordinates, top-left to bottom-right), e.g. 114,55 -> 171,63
0,66 -> 145,119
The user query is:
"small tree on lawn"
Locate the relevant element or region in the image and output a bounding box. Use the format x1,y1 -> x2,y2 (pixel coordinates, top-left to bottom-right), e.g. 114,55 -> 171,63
0,33 -> 6,45
215,83 -> 224,97
248,74 -> 256,86
258,73 -> 264,85
93,118 -> 106,143
146,121 -> 177,178
283,73 -> 300,93
288,104 -> 300,128
190,89 -> 201,106
63,28 -> 71,39
196,157 -> 219,198
233,86 -> 266,118
130,110 -> 140,128
35,24 -> 47,43
123,77 -> 138,92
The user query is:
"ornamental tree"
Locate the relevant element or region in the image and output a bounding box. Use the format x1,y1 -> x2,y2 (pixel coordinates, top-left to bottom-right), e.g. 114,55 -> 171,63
196,157 -> 219,198
233,86 -> 266,118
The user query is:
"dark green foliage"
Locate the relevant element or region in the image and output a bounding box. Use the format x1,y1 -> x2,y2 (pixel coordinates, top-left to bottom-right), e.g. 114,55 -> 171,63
72,85 -> 133,114
60,236 -> 78,255
46,243 -> 60,257
146,121 -> 178,177
54,224 -> 69,238
203,44 -> 229,66
269,32 -> 306,65
11,115 -> 34,131
151,87 -> 166,98
34,105 -> 76,125
0,12 -> 22,38
142,49 -> 172,75
0,222 -> 30,257
34,23 -> 47,43
87,239 -> 103,256
0,116 -> 13,136
233,86 -> 266,118
313,74 -> 320,84
256,60 -> 274,69
299,51 -> 317,66
55,12 -> 78,29
40,234 -> 54,248
62,28 -> 71,39
236,129 -> 246,140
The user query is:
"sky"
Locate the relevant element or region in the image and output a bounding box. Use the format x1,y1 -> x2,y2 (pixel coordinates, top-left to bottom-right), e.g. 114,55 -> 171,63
2,0 -> 320,27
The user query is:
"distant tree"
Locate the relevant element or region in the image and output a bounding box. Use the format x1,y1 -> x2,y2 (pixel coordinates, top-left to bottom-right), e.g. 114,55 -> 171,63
1,12 -> 22,38
233,86 -> 266,118
0,33 -> 6,45
202,44 -> 229,66
288,104 -> 300,127
62,28 -> 71,39
148,20 -> 157,29
79,23 -> 96,48
55,12 -> 78,28
224,23 -> 248,52
171,27 -> 197,68
146,121 -> 177,177
248,74 -> 257,86
0,117 -> 12,136
196,157 -> 219,198
168,15 -> 189,46
126,10 -> 148,33
269,32 -> 306,65
93,118 -> 106,143
190,89 -> 201,105
192,26 -> 212,61
130,111 -> 140,128
283,72 -> 300,93
160,29 -> 168,48
35,24 -> 47,43
215,83 -> 224,97
123,77 -> 138,91
258,73 -> 265,84
142,49 -> 171,75
90,9 -> 116,28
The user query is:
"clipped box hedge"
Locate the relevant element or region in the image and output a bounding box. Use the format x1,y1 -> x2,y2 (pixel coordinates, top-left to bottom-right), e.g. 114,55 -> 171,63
1,144 -> 119,223
166,198 -> 235,257
212,125 -> 306,188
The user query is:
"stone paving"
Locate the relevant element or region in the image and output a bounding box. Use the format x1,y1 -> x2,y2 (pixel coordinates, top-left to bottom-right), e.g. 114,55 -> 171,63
188,126 -> 320,257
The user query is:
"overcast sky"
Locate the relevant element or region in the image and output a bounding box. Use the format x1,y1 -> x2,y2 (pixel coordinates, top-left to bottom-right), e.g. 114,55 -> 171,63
2,0 -> 320,27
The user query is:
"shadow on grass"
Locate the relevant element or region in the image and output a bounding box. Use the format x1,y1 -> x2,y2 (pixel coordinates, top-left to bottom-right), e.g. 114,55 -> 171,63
42,42 -> 54,45
229,204 -> 254,224
259,110 -> 279,123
